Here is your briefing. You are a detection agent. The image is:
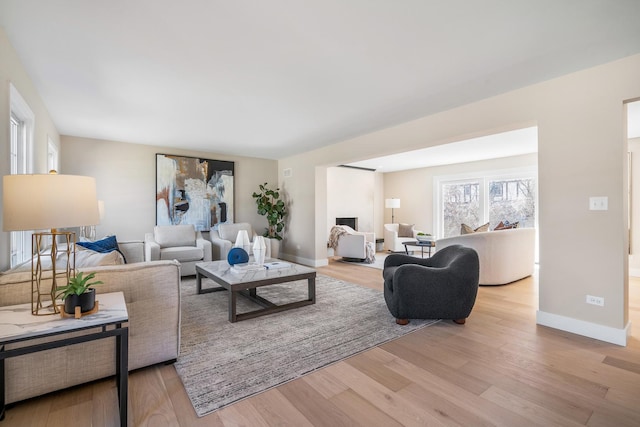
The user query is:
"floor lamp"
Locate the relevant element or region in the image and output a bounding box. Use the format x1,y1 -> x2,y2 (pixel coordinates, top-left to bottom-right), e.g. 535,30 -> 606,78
2,173 -> 100,315
385,198 -> 400,223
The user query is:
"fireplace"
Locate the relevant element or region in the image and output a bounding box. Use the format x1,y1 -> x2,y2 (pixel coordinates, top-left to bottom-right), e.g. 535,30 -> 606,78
336,217 -> 358,231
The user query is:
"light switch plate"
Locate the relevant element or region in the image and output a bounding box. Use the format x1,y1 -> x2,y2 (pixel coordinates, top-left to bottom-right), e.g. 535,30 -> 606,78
589,196 -> 608,211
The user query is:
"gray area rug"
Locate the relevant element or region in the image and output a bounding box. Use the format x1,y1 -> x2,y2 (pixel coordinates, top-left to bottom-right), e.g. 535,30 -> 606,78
175,274 -> 438,417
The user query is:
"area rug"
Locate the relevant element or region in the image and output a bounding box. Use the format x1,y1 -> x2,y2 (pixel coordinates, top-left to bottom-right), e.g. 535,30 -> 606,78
175,274 -> 438,417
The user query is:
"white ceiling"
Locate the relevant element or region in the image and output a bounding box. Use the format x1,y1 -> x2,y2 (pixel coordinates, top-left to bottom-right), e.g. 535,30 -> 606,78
346,126 -> 539,173
1,1 -> 640,160
346,101 -> 640,172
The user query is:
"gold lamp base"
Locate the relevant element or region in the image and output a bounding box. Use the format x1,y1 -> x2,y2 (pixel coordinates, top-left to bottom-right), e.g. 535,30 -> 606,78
31,230 -> 76,315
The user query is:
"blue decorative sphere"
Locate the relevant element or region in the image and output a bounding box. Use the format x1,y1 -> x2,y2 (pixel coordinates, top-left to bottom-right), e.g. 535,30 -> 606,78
227,247 -> 249,265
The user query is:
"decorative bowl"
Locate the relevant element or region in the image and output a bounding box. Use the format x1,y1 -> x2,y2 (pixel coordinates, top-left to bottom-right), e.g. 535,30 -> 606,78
416,235 -> 433,242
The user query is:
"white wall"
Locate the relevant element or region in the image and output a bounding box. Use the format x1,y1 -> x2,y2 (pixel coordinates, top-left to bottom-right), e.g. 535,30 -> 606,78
629,137 -> 640,276
326,167 -> 377,234
280,54 -> 640,345
0,29 -> 60,271
60,136 -> 278,242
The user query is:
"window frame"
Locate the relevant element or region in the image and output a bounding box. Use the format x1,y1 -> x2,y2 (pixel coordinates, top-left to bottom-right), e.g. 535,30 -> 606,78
47,135 -> 59,173
434,166 -> 538,238
9,83 -> 35,268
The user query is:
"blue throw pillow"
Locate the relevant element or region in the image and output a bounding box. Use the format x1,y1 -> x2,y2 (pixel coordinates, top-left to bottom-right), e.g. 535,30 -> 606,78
77,235 -> 127,263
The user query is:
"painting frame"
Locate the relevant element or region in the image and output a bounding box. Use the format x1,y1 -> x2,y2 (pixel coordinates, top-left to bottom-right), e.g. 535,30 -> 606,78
155,153 -> 234,231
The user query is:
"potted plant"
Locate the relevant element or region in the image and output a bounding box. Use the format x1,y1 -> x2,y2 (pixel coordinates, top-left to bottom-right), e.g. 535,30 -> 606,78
252,182 -> 287,258
416,232 -> 433,242
56,271 -> 103,315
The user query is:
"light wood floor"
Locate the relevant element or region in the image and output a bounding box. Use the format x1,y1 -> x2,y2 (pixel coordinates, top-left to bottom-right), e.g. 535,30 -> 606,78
4,257 -> 640,426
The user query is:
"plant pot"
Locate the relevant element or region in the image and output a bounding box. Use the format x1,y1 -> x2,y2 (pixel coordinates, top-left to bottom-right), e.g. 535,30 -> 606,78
64,288 -> 96,314
267,238 -> 281,259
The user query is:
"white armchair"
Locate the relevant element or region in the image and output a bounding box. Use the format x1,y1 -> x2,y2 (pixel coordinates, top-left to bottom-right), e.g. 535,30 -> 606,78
335,230 -> 376,261
144,224 -> 212,276
383,223 -> 421,252
209,222 -> 271,260
328,225 -> 375,262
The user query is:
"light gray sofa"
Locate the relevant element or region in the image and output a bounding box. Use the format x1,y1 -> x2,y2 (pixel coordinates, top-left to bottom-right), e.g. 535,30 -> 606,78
0,254 -> 181,404
436,227 -> 535,285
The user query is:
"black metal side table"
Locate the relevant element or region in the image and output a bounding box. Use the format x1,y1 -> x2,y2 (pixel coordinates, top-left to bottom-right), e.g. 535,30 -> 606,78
403,240 -> 436,258
0,292 -> 128,426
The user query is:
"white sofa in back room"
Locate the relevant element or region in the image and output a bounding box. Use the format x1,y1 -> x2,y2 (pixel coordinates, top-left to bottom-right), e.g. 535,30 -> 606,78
436,227 -> 536,285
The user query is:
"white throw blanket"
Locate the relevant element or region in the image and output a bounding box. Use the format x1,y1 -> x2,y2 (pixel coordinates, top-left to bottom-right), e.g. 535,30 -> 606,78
327,225 -> 348,250
363,241 -> 376,263
327,225 -> 376,264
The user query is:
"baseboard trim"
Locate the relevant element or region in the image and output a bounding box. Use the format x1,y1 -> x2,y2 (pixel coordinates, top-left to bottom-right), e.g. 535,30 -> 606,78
279,253 -> 328,268
629,268 -> 640,277
536,310 -> 630,346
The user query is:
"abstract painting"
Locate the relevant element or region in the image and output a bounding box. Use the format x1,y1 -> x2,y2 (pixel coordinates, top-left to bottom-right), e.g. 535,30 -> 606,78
156,154 -> 234,231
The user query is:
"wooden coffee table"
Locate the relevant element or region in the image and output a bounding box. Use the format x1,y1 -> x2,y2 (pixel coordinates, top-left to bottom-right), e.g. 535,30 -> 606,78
195,259 -> 316,322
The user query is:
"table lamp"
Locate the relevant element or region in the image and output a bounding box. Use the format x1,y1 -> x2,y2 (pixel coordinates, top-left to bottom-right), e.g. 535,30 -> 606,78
385,198 -> 401,223
80,200 -> 104,241
2,172 -> 100,315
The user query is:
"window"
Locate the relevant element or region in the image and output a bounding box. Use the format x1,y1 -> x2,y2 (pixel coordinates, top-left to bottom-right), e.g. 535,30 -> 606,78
9,83 -> 35,268
47,136 -> 59,172
442,180 -> 481,238
436,168 -> 537,238
488,178 -> 536,229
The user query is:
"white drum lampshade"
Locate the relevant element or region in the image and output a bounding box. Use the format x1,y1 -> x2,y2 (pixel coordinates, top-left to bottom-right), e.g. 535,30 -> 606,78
3,174 -> 99,232
385,198 -> 401,223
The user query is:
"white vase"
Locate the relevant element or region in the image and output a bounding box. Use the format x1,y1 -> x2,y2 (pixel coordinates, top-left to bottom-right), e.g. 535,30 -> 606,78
253,236 -> 266,265
234,230 -> 251,254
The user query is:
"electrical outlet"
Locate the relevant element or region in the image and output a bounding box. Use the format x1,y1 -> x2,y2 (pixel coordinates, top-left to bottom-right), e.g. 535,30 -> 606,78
586,295 -> 605,306
589,196 -> 608,211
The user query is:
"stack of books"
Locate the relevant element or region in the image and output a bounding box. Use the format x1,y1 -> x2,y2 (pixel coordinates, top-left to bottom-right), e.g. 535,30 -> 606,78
263,261 -> 291,270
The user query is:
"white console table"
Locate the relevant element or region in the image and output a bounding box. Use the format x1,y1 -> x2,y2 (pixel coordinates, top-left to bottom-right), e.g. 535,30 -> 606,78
0,292 -> 129,426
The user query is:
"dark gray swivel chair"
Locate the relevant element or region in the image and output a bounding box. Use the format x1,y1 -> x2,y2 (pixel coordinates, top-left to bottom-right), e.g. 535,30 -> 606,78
383,244 -> 479,325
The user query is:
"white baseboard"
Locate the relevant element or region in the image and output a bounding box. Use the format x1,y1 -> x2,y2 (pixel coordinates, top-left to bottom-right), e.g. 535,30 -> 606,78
629,268 -> 640,277
536,310 -> 631,346
279,253 -> 328,268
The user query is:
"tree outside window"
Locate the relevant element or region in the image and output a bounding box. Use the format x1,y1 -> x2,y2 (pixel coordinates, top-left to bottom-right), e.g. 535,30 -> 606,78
439,172 -> 536,238
489,178 -> 536,229
442,181 -> 480,237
